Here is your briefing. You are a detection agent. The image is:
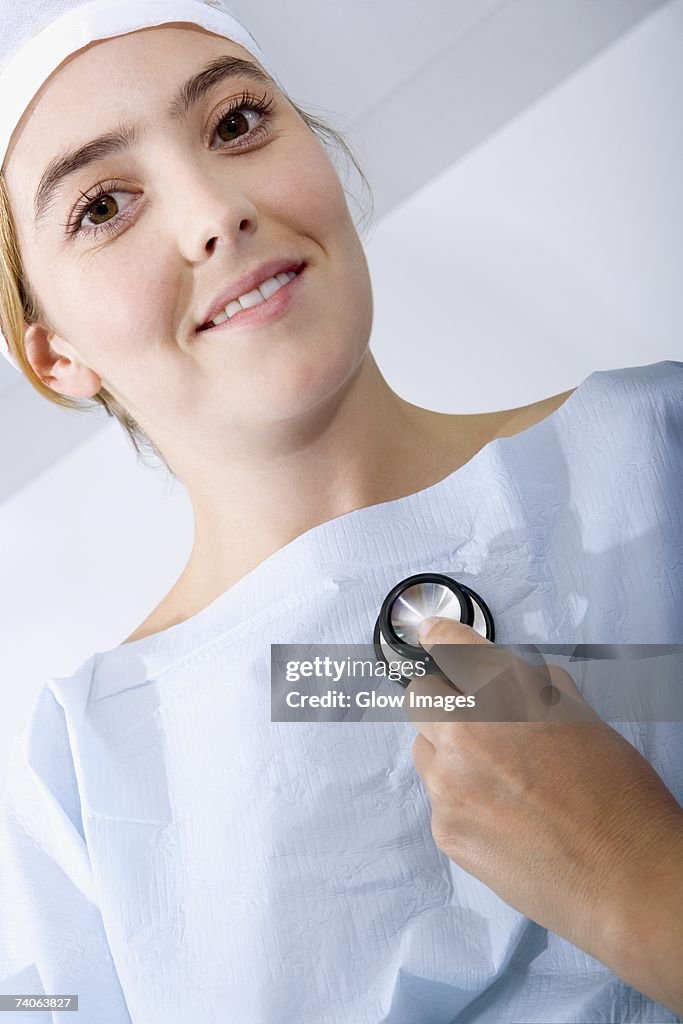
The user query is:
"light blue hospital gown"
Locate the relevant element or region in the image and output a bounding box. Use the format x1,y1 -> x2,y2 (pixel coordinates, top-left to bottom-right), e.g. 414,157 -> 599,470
1,360 -> 681,1024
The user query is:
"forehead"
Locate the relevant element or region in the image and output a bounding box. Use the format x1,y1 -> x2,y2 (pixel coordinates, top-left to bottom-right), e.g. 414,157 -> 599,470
3,24 -> 258,186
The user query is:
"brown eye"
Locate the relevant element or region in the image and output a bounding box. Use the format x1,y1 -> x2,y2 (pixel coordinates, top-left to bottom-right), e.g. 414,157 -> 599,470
209,91 -> 275,151
215,109 -> 258,144
70,188 -> 136,238
86,194 -> 119,225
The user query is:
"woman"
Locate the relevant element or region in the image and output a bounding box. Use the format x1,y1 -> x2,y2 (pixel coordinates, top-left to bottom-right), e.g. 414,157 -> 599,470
0,2 -> 681,1022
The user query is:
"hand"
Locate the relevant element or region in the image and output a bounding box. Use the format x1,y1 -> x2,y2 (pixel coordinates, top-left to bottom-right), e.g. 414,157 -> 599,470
406,616 -> 683,1015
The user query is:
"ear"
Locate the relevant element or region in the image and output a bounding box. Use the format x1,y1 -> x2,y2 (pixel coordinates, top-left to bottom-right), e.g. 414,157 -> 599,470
23,322 -> 102,398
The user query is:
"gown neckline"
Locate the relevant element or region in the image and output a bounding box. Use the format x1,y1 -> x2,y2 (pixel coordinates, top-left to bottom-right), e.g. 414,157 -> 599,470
95,370 -> 596,678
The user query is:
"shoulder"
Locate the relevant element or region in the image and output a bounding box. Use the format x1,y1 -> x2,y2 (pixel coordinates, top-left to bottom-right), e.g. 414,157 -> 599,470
2,683 -> 82,833
1,652 -> 98,839
588,360 -> 683,413
506,360 -> 682,439
492,385 -> 578,441
579,360 -> 683,455
573,362 -> 683,508
8,682 -> 69,784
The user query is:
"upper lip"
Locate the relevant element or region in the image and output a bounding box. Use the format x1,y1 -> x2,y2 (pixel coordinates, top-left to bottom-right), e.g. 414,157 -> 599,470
197,257 -> 306,329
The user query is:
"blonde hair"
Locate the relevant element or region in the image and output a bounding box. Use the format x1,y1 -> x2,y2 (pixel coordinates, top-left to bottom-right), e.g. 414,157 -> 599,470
0,95 -> 374,478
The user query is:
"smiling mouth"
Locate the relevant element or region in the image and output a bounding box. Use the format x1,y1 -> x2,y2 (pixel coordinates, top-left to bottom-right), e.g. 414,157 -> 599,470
196,263 -> 306,331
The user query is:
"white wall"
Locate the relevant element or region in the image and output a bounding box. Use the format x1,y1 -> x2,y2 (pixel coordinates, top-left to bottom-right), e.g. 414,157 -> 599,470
365,0 -> 681,411
1,0 -> 681,790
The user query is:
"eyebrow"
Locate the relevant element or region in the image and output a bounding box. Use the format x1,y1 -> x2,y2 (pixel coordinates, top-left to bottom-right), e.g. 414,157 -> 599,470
33,55 -> 273,226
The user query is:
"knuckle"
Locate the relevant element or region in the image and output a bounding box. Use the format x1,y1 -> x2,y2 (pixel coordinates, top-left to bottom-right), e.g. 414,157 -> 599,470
431,820 -> 458,855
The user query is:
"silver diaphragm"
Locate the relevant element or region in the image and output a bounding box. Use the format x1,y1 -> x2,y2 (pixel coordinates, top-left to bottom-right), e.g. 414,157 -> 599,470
389,580 -> 467,647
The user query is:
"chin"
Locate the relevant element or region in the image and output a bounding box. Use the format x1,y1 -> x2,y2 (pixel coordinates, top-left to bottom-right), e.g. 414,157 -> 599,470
250,335 -> 367,424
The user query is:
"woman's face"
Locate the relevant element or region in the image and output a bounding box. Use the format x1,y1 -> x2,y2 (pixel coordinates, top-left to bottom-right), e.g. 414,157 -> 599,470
3,24 -> 373,451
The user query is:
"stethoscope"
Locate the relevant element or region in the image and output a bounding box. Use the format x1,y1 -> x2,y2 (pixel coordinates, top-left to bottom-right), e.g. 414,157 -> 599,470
372,574 -> 669,691
373,573 -> 495,687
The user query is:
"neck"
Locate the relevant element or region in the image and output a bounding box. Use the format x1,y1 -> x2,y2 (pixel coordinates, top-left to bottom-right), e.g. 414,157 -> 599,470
167,352 -> 478,603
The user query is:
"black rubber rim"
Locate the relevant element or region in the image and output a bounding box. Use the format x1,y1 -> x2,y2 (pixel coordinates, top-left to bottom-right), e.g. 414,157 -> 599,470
454,581 -> 496,643
373,613 -> 436,687
380,572 -> 473,659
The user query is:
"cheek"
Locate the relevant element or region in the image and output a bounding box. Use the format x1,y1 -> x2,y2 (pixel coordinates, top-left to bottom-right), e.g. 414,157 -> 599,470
268,135 -> 351,245
272,143 -> 372,326
289,148 -> 373,323
97,264 -> 172,352
48,258 -> 173,376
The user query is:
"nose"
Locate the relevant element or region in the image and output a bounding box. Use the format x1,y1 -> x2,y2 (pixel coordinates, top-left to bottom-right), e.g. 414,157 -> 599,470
165,156 -> 259,263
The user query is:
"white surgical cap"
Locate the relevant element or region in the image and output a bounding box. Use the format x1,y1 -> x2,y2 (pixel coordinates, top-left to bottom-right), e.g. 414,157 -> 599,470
0,0 -> 282,370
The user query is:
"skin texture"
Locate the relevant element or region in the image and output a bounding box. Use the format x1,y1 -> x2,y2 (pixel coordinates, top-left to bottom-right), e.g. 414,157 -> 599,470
3,22 -> 575,640
409,616 -> 683,1016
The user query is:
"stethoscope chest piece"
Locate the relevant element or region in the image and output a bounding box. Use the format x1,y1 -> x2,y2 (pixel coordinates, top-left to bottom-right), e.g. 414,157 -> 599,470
373,572 -> 495,685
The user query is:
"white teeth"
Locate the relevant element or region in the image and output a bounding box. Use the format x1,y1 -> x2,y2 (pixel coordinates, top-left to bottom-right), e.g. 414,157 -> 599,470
238,287 -> 265,309
205,269 -> 300,326
258,275 -> 283,300
232,271 -> 297,314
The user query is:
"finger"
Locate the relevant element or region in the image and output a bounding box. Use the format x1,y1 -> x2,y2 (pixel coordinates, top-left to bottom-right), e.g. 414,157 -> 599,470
418,618 -> 597,721
404,668 -> 470,743
418,617 -> 520,697
411,731 -> 436,780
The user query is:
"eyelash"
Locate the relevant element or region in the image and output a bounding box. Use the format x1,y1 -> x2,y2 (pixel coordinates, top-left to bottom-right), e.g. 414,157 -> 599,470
63,88 -> 276,240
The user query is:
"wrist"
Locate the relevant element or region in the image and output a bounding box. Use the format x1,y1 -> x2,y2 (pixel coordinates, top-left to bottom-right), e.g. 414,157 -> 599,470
594,811 -> 683,1011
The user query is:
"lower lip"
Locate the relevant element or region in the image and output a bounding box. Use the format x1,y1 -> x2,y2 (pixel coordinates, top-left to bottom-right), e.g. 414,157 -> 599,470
197,265 -> 306,337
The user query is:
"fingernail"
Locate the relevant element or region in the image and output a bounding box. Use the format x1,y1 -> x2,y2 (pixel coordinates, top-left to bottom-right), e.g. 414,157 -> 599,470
418,616 -> 441,645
